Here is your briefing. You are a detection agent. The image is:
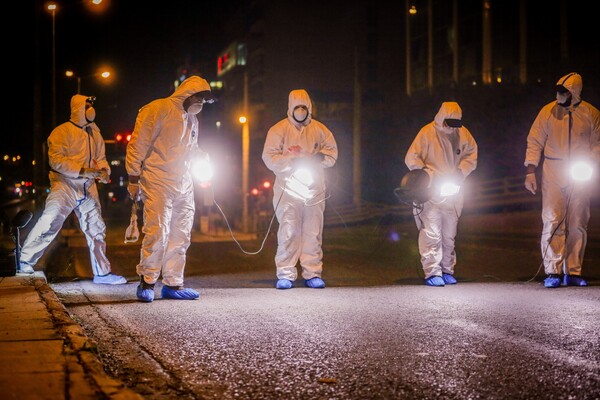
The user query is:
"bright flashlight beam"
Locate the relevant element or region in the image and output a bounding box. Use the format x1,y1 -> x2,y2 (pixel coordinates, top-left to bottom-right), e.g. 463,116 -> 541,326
570,161 -> 593,182
294,168 -> 314,187
192,159 -> 214,183
440,182 -> 461,197
285,167 -> 315,201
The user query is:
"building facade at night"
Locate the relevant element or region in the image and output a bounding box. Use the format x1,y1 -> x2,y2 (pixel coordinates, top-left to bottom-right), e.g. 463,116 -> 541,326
209,0 -> 598,205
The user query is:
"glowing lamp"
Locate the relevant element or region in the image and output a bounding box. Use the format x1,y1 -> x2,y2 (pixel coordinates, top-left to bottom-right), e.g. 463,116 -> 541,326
440,182 -> 461,197
570,161 -> 593,182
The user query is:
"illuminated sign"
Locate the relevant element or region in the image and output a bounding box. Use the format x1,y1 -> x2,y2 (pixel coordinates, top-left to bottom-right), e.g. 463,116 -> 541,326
217,41 -> 247,77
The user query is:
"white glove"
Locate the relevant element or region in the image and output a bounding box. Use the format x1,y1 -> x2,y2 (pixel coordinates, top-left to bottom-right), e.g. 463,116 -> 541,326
127,183 -> 141,201
79,168 -> 101,179
524,173 -> 537,195
97,169 -> 110,184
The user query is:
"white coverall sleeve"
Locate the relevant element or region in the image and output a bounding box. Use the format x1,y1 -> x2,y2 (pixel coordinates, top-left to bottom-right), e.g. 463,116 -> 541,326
47,127 -> 82,178
405,130 -> 428,171
458,129 -> 478,177
318,126 -> 338,168
524,109 -> 548,167
591,106 -> 600,164
126,105 -> 160,177
92,129 -> 111,175
262,126 -> 292,174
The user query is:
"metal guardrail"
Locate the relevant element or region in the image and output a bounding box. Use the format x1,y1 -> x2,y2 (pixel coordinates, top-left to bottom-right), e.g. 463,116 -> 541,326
466,175 -> 538,209
324,174 -> 600,227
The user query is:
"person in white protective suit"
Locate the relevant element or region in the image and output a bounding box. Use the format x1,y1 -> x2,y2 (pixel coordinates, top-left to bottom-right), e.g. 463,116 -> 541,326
18,95 -> 127,285
262,89 -> 338,289
126,75 -> 216,302
405,101 -> 478,287
524,72 -> 600,288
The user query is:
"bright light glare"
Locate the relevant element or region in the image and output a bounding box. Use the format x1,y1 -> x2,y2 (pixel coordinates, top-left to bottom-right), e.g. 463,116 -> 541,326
285,168 -> 315,200
294,168 -> 313,187
440,182 -> 460,197
191,158 -> 214,183
570,161 -> 593,182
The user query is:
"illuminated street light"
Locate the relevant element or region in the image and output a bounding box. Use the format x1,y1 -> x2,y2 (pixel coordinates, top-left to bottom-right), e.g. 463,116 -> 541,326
66,68 -> 113,94
47,2 -> 57,128
239,115 -> 250,233
42,0 -> 106,189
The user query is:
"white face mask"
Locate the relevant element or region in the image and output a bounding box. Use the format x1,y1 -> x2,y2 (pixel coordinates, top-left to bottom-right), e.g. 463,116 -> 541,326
292,106 -> 309,123
187,103 -> 204,115
85,107 -> 96,123
556,92 -> 571,107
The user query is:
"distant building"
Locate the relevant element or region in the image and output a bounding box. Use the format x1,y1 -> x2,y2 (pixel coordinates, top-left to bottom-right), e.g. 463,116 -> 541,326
214,0 -> 598,204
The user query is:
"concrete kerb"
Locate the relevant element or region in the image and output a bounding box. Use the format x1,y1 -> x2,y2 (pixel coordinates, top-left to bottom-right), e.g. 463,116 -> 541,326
35,277 -> 143,400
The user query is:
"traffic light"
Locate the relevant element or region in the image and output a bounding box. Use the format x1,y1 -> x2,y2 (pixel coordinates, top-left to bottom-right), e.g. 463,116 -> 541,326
115,132 -> 132,144
114,132 -> 133,151
249,179 -> 272,197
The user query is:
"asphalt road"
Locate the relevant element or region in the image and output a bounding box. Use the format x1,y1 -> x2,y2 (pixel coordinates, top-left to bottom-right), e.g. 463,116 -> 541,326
45,212 -> 600,399
53,281 -> 600,400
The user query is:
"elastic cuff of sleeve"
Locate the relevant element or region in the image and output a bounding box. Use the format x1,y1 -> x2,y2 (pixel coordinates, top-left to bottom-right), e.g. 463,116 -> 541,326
526,172 -> 535,176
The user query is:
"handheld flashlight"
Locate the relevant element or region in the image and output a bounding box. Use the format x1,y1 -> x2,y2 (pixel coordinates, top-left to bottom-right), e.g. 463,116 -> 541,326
191,158 -> 214,183
570,161 -> 593,182
440,181 -> 461,197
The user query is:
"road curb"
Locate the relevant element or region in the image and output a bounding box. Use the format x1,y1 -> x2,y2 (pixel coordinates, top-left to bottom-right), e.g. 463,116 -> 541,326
36,280 -> 143,400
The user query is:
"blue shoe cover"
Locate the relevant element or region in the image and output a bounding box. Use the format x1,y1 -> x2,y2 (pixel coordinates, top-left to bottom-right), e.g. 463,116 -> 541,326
136,285 -> 155,302
425,276 -> 445,286
544,274 -> 561,288
305,277 -> 325,288
93,273 -> 127,285
442,273 -> 457,284
161,285 -> 200,300
276,279 -> 293,289
18,264 -> 35,274
563,275 -> 588,287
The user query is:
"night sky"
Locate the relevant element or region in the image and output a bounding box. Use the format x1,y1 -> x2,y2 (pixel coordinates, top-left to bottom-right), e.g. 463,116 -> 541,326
10,0 -> 243,158
8,1 -> 600,163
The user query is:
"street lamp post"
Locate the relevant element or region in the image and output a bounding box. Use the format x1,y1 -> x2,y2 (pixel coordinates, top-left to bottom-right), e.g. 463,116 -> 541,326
48,3 -> 57,128
46,0 -> 106,124
239,115 -> 249,234
240,70 -> 250,233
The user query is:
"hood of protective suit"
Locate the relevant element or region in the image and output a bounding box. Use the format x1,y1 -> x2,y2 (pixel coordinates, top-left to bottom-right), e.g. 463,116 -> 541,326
556,72 -> 582,107
69,94 -> 93,127
171,76 -> 213,110
287,89 -> 313,128
433,101 -> 462,134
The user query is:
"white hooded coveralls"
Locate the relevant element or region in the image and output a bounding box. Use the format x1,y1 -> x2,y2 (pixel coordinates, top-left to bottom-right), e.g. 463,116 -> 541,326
126,76 -> 211,287
262,90 -> 338,281
405,102 -> 478,279
524,73 -> 600,276
20,94 -> 112,276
